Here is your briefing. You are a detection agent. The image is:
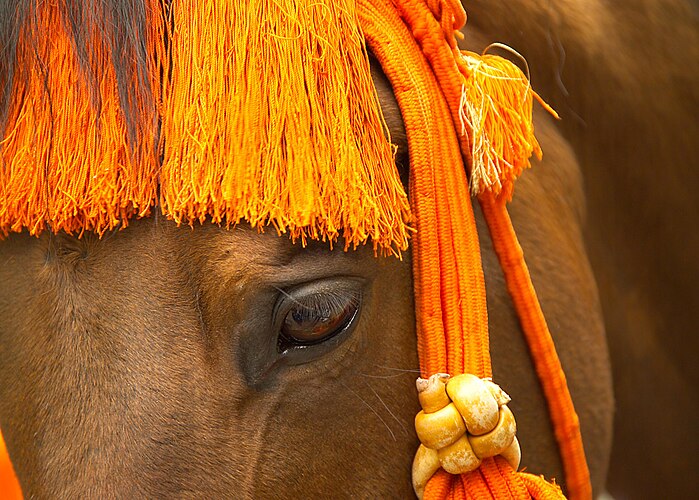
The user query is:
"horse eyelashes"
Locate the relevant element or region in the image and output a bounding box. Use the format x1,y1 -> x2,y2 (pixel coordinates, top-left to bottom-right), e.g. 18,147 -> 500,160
279,290 -> 361,347
273,279 -> 364,356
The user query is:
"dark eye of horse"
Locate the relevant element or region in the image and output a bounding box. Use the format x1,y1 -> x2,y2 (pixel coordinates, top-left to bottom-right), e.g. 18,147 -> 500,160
275,281 -> 362,354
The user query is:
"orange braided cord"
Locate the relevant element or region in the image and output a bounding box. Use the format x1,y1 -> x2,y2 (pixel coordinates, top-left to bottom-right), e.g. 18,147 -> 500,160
359,0 -> 491,379
519,472 -> 566,500
479,194 -> 591,500
361,0 -> 586,498
423,469 -> 453,499
359,1 -> 565,499
0,0 -> 412,255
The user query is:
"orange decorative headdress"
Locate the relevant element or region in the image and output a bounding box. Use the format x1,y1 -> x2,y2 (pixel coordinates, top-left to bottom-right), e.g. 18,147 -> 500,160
0,1 -> 588,498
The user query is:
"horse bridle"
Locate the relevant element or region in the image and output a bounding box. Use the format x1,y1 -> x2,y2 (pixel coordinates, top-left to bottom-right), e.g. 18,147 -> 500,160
0,1 -> 588,498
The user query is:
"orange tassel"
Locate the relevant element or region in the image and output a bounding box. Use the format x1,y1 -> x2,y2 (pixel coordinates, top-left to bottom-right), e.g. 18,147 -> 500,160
0,1 -> 159,237
157,0 -> 410,255
457,49 -> 559,199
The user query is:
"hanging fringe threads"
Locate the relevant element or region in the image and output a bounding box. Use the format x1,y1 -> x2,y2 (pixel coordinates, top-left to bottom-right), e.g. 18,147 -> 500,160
157,0 -> 411,254
458,48 -> 559,198
0,1 -> 160,237
0,0 -> 411,254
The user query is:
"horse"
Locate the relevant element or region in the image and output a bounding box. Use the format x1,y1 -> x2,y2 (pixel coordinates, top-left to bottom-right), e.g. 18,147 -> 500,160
0,0 -> 696,497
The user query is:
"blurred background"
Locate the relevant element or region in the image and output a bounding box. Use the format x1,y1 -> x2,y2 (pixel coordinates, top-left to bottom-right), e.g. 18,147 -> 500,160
464,1 -> 699,497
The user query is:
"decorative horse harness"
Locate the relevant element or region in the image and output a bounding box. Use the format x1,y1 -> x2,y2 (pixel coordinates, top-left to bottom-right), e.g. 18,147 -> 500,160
0,1 -> 589,498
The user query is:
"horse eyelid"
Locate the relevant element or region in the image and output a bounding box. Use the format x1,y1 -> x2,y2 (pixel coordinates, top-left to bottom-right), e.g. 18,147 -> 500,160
272,278 -> 365,353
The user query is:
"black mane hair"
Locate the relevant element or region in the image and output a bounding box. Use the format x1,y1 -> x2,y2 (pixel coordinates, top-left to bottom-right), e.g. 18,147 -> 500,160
0,0 -> 157,138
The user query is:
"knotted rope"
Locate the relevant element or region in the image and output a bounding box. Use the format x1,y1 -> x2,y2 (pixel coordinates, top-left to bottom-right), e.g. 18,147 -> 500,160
358,0 -> 590,497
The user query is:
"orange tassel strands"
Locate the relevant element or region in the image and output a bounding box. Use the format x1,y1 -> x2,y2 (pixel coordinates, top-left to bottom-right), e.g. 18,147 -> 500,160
157,0 -> 411,254
0,0 -> 411,255
457,49 -> 559,198
0,1 -> 160,237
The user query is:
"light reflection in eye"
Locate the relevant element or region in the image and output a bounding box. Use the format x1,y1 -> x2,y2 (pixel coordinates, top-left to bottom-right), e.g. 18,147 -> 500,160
278,289 -> 361,350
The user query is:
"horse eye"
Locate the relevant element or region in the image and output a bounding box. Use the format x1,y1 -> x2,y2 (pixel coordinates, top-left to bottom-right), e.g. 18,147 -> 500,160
276,285 -> 362,354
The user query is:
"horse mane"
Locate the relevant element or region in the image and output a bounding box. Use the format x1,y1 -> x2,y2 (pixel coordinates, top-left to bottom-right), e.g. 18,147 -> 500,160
0,0 -> 155,139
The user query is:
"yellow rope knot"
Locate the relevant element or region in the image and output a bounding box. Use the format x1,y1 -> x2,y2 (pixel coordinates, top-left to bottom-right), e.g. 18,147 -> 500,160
412,373 -> 520,498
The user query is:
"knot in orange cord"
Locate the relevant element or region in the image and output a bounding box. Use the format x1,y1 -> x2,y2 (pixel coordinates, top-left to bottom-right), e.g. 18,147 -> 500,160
412,374 -> 520,498
425,0 -> 466,43
358,0 -> 591,498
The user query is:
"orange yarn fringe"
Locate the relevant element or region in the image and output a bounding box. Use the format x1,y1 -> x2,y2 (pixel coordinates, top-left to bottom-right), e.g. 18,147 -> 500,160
157,0 -> 411,254
458,50 -> 559,198
0,2 -> 159,237
0,0 -> 411,255
358,0 -> 590,498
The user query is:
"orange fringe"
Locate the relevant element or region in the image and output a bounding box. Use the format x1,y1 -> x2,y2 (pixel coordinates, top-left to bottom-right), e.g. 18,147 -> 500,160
0,1 -> 159,237
156,0 -> 410,254
0,0 -> 411,255
458,50 -> 557,198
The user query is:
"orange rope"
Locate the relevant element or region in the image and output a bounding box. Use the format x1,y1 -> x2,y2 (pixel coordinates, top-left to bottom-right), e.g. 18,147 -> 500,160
360,0 -> 589,498
424,469 -> 453,499
359,0 -> 490,381
479,194 -> 591,499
